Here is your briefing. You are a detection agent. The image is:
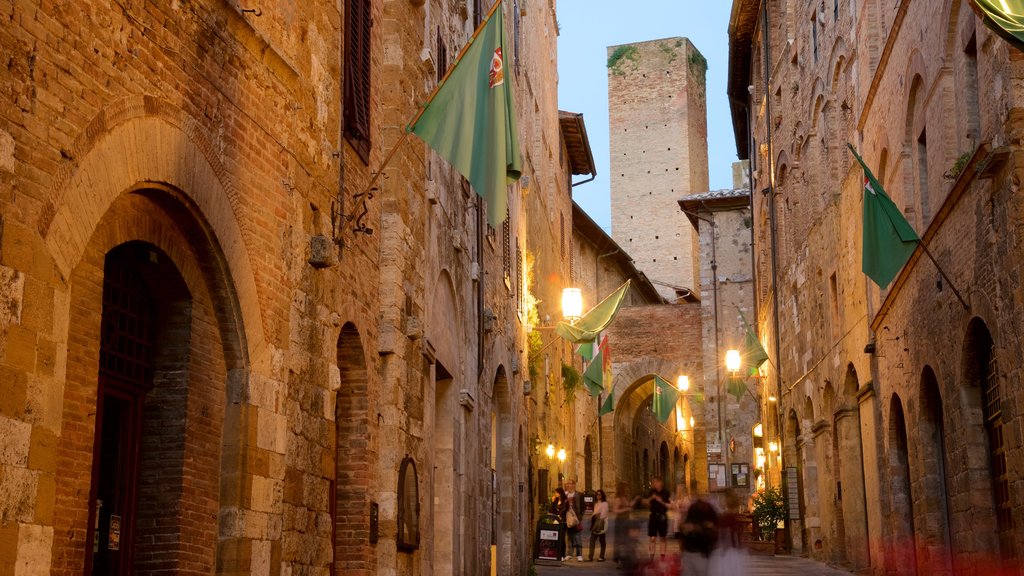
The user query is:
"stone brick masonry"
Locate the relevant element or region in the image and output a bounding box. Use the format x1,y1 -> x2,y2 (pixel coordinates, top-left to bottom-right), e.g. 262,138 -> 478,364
732,0 -> 1024,574
0,1 -> 559,575
608,37 -> 710,301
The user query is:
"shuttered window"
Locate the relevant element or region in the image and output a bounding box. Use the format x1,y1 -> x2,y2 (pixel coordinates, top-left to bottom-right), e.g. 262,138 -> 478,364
345,0 -> 372,163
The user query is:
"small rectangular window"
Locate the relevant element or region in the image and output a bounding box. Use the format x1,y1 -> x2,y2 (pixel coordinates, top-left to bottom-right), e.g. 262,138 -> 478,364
344,0 -> 373,163
917,128 -> 929,225
829,272 -> 840,341
503,206 -> 512,289
811,16 -> 819,63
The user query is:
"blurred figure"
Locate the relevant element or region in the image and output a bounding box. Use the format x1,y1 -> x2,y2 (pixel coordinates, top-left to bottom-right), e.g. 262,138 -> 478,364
670,483 -> 692,551
642,476 -> 671,559
680,495 -> 718,576
588,489 -> 608,561
611,482 -> 634,567
708,491 -> 750,575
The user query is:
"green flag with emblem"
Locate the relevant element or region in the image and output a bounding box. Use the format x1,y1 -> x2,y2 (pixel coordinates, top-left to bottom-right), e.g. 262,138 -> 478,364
409,2 -> 521,226
652,376 -> 680,424
848,144 -> 920,289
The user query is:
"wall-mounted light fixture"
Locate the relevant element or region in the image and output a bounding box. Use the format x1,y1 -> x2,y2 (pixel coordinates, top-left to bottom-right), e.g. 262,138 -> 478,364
677,375 -> 690,392
561,288 -> 583,322
725,349 -> 742,374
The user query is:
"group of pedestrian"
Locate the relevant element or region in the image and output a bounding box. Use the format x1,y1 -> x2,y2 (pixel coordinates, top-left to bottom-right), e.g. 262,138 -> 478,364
550,478 -> 609,562
549,476 -> 749,575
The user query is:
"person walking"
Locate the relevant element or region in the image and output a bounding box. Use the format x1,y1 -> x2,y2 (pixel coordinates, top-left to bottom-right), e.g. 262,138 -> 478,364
560,479 -> 585,561
680,496 -> 718,576
588,489 -> 608,561
641,476 -> 671,559
670,483 -> 692,551
551,487 -> 568,560
611,482 -> 635,567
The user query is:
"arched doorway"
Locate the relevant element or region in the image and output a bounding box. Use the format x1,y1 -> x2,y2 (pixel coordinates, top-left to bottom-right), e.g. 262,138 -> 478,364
888,394 -> 917,575
433,361 -> 458,576
490,367 -> 513,576
786,408 -> 805,554
52,184 -> 246,576
835,364 -> 869,570
919,367 -> 952,574
960,318 -> 1013,564
333,323 -> 372,575
428,270 -> 464,576
84,242 -> 198,575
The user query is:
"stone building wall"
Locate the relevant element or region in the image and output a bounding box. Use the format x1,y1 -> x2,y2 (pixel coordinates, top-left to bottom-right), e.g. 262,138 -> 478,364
0,1 -> 556,575
608,37 -> 709,299
732,0 -> 1024,573
682,189 -> 758,500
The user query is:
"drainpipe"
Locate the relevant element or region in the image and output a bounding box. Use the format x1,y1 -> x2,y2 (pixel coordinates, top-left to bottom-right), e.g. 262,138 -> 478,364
761,0 -> 790,551
595,245 -> 619,490
683,205 -> 724,486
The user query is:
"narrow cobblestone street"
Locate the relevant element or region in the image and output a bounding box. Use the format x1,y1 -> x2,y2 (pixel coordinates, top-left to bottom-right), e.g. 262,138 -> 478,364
537,552 -> 853,576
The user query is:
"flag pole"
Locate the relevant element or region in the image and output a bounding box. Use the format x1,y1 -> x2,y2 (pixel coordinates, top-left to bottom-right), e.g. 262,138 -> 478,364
354,0 -> 506,199
916,241 -> 970,310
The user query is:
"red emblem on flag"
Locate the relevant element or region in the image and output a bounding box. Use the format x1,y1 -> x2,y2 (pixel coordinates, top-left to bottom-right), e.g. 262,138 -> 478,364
489,48 -> 504,88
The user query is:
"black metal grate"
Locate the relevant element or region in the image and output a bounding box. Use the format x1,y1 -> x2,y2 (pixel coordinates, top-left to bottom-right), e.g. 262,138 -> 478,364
981,340 -> 1014,558
100,257 -> 152,386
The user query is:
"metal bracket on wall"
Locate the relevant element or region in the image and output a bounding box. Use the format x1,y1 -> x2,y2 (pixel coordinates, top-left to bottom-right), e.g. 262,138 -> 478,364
331,172 -> 381,247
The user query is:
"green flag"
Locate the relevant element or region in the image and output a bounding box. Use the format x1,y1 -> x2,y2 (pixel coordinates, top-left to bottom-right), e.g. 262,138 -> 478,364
583,337 -> 611,397
739,310 -> 769,377
556,281 -> 632,344
970,0 -> 1024,51
599,390 -> 615,416
847,144 -> 920,288
652,376 -> 680,424
727,377 -> 748,402
578,341 -> 595,361
409,3 -> 521,226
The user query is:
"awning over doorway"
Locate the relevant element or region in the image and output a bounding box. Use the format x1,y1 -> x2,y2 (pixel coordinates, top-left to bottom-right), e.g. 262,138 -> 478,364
971,0 -> 1024,51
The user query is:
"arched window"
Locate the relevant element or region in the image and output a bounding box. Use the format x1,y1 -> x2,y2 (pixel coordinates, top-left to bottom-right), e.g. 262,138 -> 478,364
397,456 -> 420,551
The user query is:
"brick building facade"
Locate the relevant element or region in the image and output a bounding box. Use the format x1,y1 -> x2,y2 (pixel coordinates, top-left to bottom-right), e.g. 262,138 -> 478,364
608,37 -> 710,301
0,1 -> 563,575
730,0 -> 1024,573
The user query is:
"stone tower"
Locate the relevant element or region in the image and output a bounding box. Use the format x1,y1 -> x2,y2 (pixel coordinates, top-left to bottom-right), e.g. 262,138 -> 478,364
608,37 -> 709,300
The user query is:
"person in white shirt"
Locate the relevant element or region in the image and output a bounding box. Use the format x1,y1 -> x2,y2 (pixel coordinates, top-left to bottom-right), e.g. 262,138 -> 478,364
587,489 -> 609,561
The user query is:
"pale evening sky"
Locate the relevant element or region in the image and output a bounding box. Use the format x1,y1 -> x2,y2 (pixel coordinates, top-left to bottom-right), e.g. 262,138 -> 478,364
556,1 -> 738,232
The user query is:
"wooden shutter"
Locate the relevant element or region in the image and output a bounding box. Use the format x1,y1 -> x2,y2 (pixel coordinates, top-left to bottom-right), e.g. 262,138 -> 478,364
345,0 -> 372,163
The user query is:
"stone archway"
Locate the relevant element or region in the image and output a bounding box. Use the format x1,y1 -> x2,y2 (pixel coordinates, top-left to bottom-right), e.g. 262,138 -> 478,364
888,394 -> 917,575
490,366 -> 514,576
918,366 -> 953,574
958,318 -> 1011,565
52,187 -> 247,576
334,323 -> 374,576
427,270 -> 464,576
610,370 -> 696,496
835,364 -> 869,571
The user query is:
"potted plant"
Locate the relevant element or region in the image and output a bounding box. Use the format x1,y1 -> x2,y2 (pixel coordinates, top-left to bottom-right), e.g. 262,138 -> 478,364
750,487 -> 787,555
